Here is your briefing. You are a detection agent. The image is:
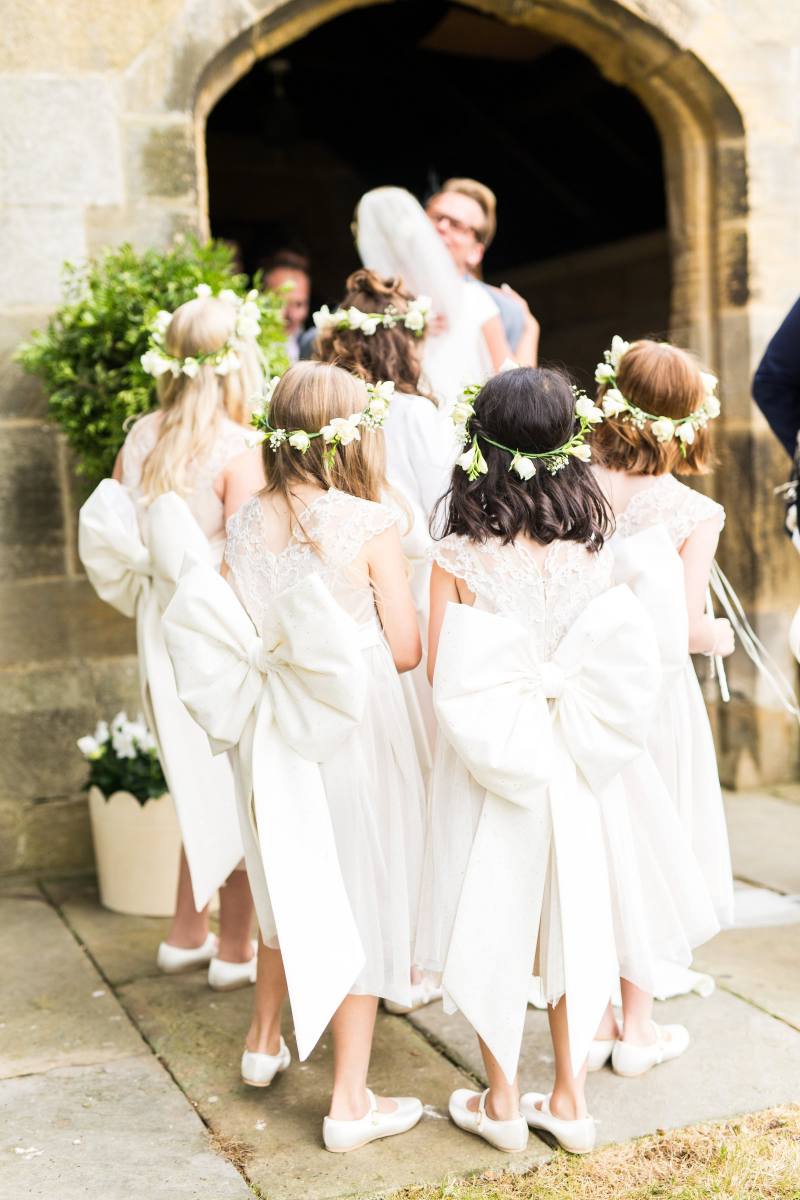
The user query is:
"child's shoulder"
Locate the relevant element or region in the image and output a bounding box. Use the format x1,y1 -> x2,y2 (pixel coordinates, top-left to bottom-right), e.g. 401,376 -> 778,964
311,490 -> 400,559
620,475 -> 724,546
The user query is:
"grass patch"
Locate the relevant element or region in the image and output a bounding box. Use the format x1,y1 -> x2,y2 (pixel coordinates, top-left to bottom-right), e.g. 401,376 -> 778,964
390,1106 -> 800,1200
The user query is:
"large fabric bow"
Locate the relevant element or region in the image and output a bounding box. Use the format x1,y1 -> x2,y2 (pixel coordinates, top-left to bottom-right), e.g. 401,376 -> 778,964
163,563 -> 370,1061
612,525 -> 688,684
434,585 -> 660,1083
77,481 -> 243,910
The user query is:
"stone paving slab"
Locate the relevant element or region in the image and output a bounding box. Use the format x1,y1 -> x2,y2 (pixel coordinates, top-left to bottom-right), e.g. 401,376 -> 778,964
0,889 -> 146,1078
0,1055 -> 252,1200
725,790 -> 800,894
695,923 -> 800,1032
119,971 -> 549,1200
408,988 -> 800,1147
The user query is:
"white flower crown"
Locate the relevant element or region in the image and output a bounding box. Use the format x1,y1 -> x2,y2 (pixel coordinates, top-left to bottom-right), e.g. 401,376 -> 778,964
251,377 -> 394,467
312,295 -> 432,338
595,335 -> 721,449
140,284 -> 262,380
453,380 -> 603,482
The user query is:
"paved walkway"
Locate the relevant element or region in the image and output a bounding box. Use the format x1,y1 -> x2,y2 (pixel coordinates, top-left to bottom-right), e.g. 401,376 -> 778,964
2,789 -> 799,1199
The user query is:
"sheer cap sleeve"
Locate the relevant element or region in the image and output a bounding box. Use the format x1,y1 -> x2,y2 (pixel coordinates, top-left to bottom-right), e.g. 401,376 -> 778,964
120,412 -> 161,490
616,476 -> 725,548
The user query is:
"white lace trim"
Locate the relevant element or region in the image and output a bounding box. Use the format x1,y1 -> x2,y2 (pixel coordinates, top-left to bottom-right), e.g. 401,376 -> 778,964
615,475 -> 725,547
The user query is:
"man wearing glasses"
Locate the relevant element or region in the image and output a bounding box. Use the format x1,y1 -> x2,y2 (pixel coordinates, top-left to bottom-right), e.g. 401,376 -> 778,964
426,178 -> 540,368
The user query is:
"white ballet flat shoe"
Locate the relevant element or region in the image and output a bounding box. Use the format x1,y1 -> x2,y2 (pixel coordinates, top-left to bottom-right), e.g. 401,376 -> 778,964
241,1037 -> 291,1087
323,1089 -> 423,1153
383,979 -> 443,1015
520,1092 -> 596,1155
611,1021 -> 690,1077
207,940 -> 258,991
448,1088 -> 529,1153
587,1037 -> 616,1072
156,933 -> 218,974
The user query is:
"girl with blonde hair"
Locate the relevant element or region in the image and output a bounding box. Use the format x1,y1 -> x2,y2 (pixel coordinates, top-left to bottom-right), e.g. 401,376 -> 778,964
164,360 -> 428,1151
84,289 -> 265,986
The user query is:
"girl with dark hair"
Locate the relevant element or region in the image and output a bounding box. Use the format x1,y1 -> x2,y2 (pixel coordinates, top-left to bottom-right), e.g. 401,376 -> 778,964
415,366 -> 696,1155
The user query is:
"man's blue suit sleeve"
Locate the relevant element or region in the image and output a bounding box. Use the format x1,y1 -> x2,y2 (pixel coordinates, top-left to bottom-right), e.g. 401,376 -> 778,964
752,296 -> 800,457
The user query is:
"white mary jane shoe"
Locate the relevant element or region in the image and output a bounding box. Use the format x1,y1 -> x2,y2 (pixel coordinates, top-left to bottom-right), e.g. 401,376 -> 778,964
587,1037 -> 616,1072
241,1037 -> 291,1087
611,1021 -> 690,1077
323,1089 -> 423,1153
207,939 -> 258,991
156,933 -> 218,975
383,978 -> 443,1015
448,1088 -> 528,1153
520,1092 -> 596,1155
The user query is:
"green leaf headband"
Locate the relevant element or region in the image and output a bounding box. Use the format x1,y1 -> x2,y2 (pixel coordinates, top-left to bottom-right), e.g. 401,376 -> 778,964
453,382 -> 604,482
312,295 -> 432,338
595,335 -> 721,452
251,377 -> 394,468
140,284 -> 262,379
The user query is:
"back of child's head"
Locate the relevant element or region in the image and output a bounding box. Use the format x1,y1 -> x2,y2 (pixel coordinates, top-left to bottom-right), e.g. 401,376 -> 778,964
439,366 -> 612,549
140,295 -> 263,499
592,339 -> 714,476
315,268 -> 426,397
263,360 -> 386,503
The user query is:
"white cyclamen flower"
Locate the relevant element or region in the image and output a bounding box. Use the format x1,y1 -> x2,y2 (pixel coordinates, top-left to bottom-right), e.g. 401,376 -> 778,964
77,735 -> 102,760
181,357 -> 200,378
651,417 -> 675,443
140,349 -> 172,378
675,421 -> 696,444
111,728 -> 137,760
569,443 -> 592,462
575,395 -> 604,423
594,362 -> 615,384
511,454 -> 536,480
194,283 -> 213,298
111,711 -> 128,731
321,416 -> 362,445
704,394 -> 721,419
602,389 -> 627,417
288,431 -> 311,451
93,720 -> 110,744
700,371 -> 718,396
609,335 -> 631,368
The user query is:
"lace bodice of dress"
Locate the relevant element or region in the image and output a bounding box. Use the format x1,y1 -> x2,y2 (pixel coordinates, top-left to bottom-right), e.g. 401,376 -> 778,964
224,489 -> 398,634
614,475 -> 725,548
121,410 -> 251,547
432,534 -> 613,660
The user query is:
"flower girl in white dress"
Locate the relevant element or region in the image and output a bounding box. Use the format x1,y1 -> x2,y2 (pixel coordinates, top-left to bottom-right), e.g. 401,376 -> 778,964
79,289 -> 263,988
163,362 -> 427,1153
416,367 -> 670,1155
314,268 -> 456,776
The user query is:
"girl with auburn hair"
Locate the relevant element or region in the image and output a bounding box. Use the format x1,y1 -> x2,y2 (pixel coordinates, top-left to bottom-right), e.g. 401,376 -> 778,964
315,268 -> 456,780
106,290 -> 263,987
415,366 -> 702,1154
588,336 -> 735,1077
165,361 -> 427,1152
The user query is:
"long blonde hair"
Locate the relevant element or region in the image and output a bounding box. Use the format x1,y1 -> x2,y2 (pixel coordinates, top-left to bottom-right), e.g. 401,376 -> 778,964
263,361 -> 387,505
139,296 -> 263,499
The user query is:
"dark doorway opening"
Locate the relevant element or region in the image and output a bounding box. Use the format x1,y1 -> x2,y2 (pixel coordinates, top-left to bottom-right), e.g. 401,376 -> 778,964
207,1 -> 669,379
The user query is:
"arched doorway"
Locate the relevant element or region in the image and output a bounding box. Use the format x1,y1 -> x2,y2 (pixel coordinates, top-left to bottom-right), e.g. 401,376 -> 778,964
205,0 -> 670,382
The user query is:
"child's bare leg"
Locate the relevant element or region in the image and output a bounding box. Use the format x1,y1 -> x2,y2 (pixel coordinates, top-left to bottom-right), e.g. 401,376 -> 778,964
620,979 -> 656,1045
217,867 -> 255,963
465,1036 -> 520,1120
546,995 -> 588,1120
165,848 -> 208,947
245,941 -> 288,1054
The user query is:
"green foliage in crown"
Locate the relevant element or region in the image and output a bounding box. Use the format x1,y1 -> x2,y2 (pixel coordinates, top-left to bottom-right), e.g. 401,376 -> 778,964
16,237 -> 289,481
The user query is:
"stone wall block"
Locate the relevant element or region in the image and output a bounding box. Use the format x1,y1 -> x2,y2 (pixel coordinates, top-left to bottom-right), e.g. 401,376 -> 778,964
0,309 -> 51,419
718,224 -> 749,309
19,796 -> 94,875
0,207 -> 87,308
0,78 -> 124,208
0,427 -> 65,580
0,580 -> 136,669
165,0 -> 259,113
124,119 -> 197,200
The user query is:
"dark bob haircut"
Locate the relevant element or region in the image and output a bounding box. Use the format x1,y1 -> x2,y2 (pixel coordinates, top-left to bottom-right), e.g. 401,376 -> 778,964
435,366 -> 612,549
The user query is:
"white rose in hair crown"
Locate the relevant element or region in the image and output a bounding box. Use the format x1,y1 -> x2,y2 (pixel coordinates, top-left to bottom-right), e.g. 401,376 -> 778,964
594,335 -> 721,454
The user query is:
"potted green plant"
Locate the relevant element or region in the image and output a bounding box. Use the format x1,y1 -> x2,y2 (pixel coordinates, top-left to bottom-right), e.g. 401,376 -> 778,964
78,712 -> 180,916
17,236 -> 289,479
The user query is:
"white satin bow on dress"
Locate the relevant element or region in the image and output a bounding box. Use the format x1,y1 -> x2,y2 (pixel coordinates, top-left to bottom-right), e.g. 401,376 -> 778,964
163,563 -> 372,1061
433,584 -> 661,1083
77,480 -> 243,910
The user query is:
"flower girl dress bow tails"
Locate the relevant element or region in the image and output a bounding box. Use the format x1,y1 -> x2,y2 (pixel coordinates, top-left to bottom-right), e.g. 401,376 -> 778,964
434,585 -> 661,1084
162,564 -> 369,1062
611,525 -> 689,687
78,480 -> 243,910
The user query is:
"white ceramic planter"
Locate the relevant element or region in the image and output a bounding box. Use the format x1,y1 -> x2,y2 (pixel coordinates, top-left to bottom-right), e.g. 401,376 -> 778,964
88,785 -> 181,917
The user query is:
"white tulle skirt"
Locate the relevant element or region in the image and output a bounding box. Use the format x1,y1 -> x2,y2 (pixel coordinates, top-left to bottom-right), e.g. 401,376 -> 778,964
247,640 -> 426,1009
648,663 -> 735,928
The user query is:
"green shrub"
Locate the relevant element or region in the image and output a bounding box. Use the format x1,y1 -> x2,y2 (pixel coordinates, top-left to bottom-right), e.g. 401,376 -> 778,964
17,237 -> 288,481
